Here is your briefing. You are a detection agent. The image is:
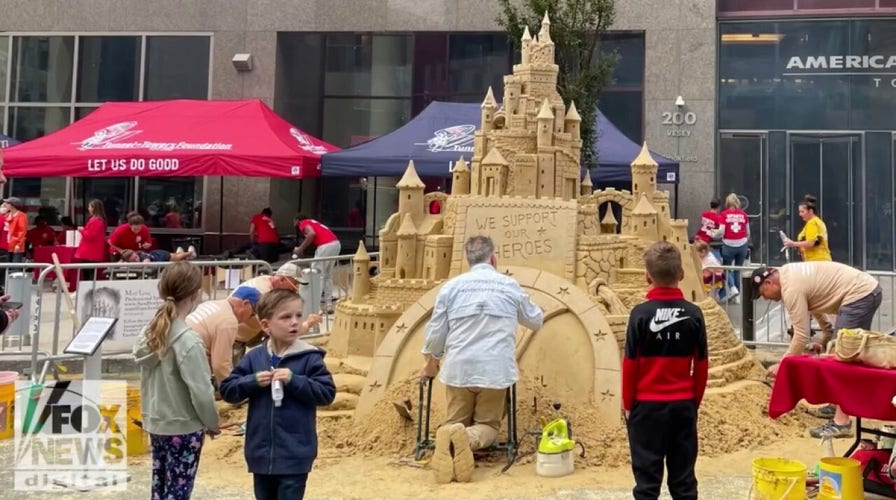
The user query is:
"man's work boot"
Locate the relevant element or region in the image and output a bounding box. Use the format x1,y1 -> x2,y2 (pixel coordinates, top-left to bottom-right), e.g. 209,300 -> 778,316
431,425 -> 454,484
449,423 -> 475,482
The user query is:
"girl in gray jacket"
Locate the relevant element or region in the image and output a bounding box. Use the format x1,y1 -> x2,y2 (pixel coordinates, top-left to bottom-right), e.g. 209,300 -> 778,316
133,261 -> 220,499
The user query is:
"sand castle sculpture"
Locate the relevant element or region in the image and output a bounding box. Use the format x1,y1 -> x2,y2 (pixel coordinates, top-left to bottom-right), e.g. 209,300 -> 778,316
326,13 -> 758,427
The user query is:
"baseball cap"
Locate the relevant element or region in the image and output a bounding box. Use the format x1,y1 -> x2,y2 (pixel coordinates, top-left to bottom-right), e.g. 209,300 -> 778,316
3,197 -> 22,209
750,266 -> 777,292
275,262 -> 302,281
231,286 -> 262,307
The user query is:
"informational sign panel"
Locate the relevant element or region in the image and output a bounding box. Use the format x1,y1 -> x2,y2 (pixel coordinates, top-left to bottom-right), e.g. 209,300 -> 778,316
63,317 -> 118,356
76,279 -> 160,347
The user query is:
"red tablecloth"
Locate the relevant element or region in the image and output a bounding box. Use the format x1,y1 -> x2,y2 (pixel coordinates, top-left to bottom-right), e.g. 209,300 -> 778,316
768,355 -> 896,421
32,246 -> 78,292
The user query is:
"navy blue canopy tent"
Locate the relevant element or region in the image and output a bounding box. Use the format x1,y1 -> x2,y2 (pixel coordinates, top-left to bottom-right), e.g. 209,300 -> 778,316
0,133 -> 19,149
321,101 -> 680,184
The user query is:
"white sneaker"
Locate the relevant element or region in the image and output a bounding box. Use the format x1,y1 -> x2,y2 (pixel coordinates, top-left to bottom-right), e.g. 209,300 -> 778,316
175,246 -> 184,254
188,245 -> 197,259
730,286 -> 740,297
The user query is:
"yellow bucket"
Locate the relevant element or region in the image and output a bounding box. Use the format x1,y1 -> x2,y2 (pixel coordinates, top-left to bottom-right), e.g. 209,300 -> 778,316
0,371 -> 19,439
818,457 -> 863,500
751,457 -> 807,500
100,382 -> 148,456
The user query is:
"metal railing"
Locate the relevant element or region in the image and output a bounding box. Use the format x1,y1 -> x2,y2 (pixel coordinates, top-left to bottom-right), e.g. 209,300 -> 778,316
0,252 -> 383,383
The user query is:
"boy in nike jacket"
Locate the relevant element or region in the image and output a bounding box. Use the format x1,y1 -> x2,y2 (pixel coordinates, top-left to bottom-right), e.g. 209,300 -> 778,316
220,290 -> 335,500
622,241 -> 708,500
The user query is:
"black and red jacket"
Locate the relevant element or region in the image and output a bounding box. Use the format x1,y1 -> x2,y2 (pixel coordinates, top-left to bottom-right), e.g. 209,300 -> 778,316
622,287 -> 709,411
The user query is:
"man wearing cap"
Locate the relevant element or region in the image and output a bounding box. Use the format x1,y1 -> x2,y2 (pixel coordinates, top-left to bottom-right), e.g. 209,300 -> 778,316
3,198 -> 27,263
752,261 -> 882,438
187,285 -> 262,391
232,262 -> 303,349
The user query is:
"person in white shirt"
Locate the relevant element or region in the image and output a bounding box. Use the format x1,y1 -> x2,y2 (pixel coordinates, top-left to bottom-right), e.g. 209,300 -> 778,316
420,235 -> 543,484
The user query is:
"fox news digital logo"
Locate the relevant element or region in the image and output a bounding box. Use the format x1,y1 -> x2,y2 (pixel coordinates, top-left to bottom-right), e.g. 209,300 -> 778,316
14,380 -> 128,491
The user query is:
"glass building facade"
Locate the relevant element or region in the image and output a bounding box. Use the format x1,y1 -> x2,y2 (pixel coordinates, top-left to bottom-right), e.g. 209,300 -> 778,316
274,31 -> 645,245
0,33 -> 211,234
718,18 -> 896,270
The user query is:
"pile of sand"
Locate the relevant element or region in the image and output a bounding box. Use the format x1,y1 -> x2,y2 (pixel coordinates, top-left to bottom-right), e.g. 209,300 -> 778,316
326,377 -> 818,467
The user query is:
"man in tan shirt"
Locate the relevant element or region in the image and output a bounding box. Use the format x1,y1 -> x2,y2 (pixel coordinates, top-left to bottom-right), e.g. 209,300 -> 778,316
188,286 -> 261,389
752,261 -> 881,438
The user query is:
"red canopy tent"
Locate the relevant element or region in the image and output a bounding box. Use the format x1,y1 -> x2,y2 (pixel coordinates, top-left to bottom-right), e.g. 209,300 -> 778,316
2,99 -> 336,178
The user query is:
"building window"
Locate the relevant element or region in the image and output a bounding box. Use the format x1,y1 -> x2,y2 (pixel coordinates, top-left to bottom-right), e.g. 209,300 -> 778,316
10,177 -> 67,225
322,98 -> 412,148
77,36 -> 141,102
0,36 -> 8,102
9,36 -> 75,103
448,34 -> 509,99
144,36 -> 210,100
598,32 -> 645,144
8,106 -> 70,142
137,177 -> 203,229
74,178 -> 134,227
324,34 -> 412,98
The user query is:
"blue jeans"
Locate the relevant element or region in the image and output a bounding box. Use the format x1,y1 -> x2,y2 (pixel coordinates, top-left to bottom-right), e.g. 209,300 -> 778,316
721,244 -> 748,292
253,473 -> 308,500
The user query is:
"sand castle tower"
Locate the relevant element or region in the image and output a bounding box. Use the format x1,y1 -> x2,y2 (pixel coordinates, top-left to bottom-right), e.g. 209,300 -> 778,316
325,11 -> 761,426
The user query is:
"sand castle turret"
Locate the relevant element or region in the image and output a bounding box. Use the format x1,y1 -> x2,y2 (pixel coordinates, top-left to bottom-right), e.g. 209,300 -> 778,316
351,241 -> 371,302
481,87 -> 497,133
451,156 -> 470,195
600,207 -> 618,234
631,193 -> 658,240
397,161 -> 425,228
631,143 -> 657,200
479,148 -> 508,197
580,170 -> 593,197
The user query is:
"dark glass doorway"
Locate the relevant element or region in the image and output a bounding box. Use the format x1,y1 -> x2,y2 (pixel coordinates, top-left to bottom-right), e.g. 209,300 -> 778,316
788,134 -> 862,266
718,133 -> 766,261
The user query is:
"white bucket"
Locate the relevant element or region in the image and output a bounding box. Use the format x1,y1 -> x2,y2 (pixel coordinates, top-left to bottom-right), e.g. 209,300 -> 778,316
536,450 -> 574,477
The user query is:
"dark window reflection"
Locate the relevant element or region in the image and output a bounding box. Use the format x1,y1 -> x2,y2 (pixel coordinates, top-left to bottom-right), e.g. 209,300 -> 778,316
448,34 -> 509,98
144,36 -> 210,100
10,36 -> 74,103
77,36 -> 141,102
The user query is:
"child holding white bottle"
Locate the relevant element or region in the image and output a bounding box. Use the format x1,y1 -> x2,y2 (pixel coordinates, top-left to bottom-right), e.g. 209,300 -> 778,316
220,290 -> 335,500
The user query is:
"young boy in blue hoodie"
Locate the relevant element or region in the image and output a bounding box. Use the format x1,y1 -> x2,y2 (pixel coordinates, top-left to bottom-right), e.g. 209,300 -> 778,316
220,289 -> 335,500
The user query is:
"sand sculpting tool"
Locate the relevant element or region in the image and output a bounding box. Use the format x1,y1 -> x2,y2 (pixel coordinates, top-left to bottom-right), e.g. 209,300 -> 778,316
393,397 -> 413,421
52,253 -> 80,331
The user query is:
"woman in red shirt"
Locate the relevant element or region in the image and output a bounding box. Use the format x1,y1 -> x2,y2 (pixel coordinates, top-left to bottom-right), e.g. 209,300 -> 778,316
74,199 -> 108,280
719,193 -> 750,302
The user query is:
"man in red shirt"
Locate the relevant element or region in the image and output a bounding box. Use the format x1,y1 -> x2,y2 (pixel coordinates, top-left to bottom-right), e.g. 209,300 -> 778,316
293,213 -> 341,309
249,208 -> 280,263
26,216 -> 56,254
108,212 -> 152,257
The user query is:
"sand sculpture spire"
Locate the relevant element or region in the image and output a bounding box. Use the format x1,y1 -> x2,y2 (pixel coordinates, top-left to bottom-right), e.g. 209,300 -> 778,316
451,156 -> 470,195
397,160 -> 425,227
539,11 -> 552,44
351,241 -> 371,302
580,169 -> 593,196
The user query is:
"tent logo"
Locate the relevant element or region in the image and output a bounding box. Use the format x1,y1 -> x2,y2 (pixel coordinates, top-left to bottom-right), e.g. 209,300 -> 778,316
289,128 -> 329,155
76,122 -> 142,151
418,124 -> 476,153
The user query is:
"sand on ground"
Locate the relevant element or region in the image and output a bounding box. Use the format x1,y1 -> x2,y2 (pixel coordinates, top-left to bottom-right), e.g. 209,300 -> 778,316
121,381 -> 888,499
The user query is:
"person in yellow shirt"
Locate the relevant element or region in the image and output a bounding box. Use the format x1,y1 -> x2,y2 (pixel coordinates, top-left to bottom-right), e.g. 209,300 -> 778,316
783,195 -> 831,261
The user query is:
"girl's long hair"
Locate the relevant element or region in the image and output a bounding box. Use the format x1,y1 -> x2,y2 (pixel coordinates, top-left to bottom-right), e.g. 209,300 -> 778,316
88,199 -> 106,221
145,261 -> 202,355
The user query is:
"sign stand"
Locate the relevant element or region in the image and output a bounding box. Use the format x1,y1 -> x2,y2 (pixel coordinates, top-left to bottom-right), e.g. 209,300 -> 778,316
53,317 -> 131,491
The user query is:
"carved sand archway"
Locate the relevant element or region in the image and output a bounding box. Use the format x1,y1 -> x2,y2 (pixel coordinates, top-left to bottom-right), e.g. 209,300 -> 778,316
356,266 -> 621,425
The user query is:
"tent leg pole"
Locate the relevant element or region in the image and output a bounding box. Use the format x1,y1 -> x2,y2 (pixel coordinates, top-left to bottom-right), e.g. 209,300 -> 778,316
219,176 -> 224,253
